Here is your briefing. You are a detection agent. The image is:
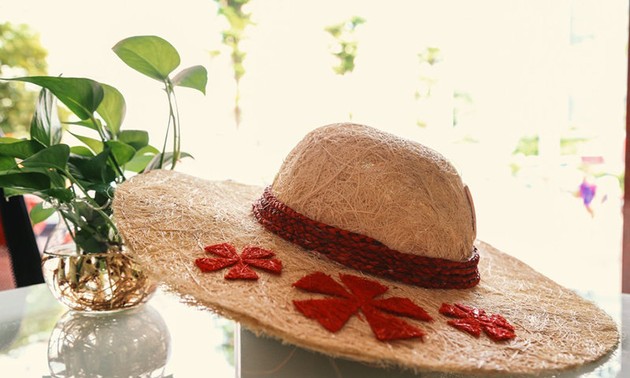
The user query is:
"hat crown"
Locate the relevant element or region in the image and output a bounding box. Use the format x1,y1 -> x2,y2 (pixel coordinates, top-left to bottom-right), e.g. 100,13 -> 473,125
272,123 -> 476,261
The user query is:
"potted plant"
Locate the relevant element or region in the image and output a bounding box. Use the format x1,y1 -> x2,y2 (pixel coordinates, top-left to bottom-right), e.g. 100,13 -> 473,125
0,35 -> 207,312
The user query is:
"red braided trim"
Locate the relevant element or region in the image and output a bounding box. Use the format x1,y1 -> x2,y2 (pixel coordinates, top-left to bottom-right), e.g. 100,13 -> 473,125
252,187 -> 480,289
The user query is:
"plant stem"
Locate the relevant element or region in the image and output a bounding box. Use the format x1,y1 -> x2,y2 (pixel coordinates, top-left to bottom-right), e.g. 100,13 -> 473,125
62,169 -> 120,235
167,80 -> 181,169
90,114 -> 126,181
159,79 -> 181,170
59,214 -> 79,251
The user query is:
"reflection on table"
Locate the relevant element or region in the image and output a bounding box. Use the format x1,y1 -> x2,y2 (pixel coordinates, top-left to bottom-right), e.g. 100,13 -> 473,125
47,306 -> 170,377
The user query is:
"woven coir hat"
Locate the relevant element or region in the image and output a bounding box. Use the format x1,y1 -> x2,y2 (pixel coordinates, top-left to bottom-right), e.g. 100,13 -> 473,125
113,123 -> 618,376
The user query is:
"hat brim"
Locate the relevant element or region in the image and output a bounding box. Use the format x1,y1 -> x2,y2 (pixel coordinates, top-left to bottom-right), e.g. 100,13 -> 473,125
113,170 -> 618,376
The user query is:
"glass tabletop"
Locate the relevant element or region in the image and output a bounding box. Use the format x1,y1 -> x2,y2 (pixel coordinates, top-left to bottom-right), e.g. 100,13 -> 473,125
0,284 -> 624,377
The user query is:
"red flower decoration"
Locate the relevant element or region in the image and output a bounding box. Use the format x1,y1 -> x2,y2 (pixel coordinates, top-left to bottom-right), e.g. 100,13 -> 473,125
195,243 -> 282,280
439,303 -> 516,342
292,272 -> 433,341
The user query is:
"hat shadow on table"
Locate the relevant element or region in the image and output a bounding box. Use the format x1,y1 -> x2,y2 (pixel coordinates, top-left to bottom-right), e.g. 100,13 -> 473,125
113,122 -> 618,376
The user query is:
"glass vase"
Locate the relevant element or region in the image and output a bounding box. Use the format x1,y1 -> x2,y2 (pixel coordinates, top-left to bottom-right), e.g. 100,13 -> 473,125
42,246 -> 155,312
41,219 -> 156,314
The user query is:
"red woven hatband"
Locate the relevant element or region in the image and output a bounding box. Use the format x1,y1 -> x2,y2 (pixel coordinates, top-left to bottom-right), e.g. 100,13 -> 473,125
252,187 -> 480,289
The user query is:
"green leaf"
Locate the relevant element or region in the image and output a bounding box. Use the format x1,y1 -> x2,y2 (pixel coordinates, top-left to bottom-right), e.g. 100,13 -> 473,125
112,36 -> 180,81
16,166 -> 68,189
0,139 -> 44,159
65,118 -> 101,132
69,132 -> 103,154
45,169 -> 68,189
68,151 -> 109,183
41,188 -> 74,203
30,88 -> 62,147
70,146 -> 95,157
0,172 -> 50,192
124,154 -> 154,173
4,76 -> 103,120
3,187 -> 40,197
136,144 -> 160,154
97,83 -> 126,136
124,145 -> 159,173
0,156 -> 17,170
20,144 -> 70,171
105,141 -> 136,166
145,151 -> 193,171
118,130 -> 149,150
172,65 -> 208,94
29,202 -> 56,224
